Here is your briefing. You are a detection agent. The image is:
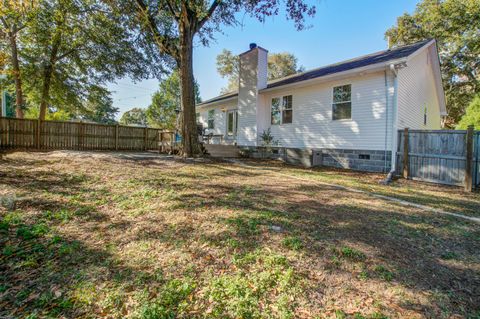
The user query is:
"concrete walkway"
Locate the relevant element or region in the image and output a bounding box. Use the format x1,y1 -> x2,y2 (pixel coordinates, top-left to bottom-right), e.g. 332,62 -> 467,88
226,159 -> 480,224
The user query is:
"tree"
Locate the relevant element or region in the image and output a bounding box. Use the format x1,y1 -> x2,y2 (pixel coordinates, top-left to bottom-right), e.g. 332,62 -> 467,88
146,69 -> 201,129
0,0 -> 38,118
14,0 -> 169,121
385,0 -> 480,127
117,0 -> 316,157
216,49 -> 304,93
80,86 -> 118,124
457,95 -> 480,130
120,107 -> 147,126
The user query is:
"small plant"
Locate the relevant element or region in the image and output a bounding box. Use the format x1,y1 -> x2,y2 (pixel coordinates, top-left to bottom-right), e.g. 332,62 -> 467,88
335,310 -> 347,319
339,246 -> 366,261
137,278 -> 195,319
260,128 -> 280,147
282,236 -> 303,251
16,223 -> 49,240
374,265 -> 394,282
358,270 -> 369,280
440,251 -> 458,260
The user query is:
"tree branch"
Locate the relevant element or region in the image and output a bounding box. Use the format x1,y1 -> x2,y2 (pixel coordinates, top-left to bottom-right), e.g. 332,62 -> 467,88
134,0 -> 179,59
164,0 -> 180,22
195,0 -> 220,33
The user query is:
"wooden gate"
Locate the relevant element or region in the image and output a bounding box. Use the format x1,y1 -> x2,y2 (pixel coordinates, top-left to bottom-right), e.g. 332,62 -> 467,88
397,127 -> 479,190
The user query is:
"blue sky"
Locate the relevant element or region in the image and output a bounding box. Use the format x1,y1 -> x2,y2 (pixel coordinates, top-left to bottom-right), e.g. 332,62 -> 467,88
108,0 -> 420,118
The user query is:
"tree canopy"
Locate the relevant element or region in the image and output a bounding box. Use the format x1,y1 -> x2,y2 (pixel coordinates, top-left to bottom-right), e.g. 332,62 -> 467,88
216,49 -> 304,93
385,0 -> 480,127
146,70 -> 201,130
457,95 -> 480,130
1,0 -> 170,121
120,107 -> 148,126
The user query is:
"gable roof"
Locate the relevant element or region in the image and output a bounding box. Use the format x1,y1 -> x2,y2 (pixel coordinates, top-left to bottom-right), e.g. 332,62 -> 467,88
197,91 -> 238,106
264,39 -> 431,90
197,39 -> 432,106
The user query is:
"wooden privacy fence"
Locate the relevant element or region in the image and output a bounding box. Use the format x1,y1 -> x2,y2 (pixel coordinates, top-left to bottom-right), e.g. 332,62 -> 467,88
396,126 -> 479,191
0,117 -> 176,152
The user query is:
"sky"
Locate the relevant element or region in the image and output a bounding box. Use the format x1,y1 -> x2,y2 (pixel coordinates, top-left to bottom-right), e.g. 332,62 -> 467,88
108,0 -> 420,119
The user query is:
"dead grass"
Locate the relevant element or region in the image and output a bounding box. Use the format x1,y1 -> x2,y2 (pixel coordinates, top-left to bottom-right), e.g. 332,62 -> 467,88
0,151 -> 479,319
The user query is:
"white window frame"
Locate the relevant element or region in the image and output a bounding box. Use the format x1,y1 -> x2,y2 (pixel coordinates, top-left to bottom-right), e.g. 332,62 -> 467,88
207,109 -> 215,129
271,95 -> 293,125
226,109 -> 238,136
331,84 -> 352,121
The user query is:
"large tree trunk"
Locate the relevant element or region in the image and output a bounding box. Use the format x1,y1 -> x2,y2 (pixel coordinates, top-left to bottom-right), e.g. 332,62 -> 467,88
39,34 -> 60,121
8,26 -> 24,119
178,24 -> 200,157
38,64 -> 53,120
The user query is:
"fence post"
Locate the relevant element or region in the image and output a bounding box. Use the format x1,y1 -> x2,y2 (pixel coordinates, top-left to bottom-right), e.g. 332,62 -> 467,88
143,127 -> 148,151
115,124 -> 119,151
36,119 -> 41,149
403,127 -> 409,179
465,125 -> 474,192
78,121 -> 84,150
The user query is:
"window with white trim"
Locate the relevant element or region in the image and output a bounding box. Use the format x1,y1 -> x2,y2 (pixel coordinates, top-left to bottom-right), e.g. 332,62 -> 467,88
208,109 -> 215,129
271,95 -> 293,125
332,84 -> 351,120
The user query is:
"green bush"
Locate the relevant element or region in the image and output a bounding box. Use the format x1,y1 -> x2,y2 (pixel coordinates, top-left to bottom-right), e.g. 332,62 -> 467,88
457,95 -> 480,130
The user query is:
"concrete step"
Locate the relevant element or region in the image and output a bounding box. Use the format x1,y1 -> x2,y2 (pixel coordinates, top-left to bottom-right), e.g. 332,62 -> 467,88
204,144 -> 241,158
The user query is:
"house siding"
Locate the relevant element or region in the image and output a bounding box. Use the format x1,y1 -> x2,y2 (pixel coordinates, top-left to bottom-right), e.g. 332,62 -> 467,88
397,47 -> 442,130
260,71 -> 395,151
198,100 -> 237,136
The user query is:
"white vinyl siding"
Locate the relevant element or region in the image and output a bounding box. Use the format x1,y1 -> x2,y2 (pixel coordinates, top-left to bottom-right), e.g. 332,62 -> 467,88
397,47 -> 442,129
197,100 -> 238,136
260,71 -> 395,150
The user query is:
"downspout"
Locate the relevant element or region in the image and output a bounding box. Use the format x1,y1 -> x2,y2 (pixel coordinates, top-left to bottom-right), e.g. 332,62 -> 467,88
383,63 -> 399,184
383,70 -> 389,173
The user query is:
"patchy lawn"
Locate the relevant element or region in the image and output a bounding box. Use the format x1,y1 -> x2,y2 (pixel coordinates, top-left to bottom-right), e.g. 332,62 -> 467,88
0,151 -> 479,319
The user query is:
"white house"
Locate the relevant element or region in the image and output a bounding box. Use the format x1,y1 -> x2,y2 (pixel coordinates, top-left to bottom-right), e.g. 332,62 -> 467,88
196,39 -> 446,172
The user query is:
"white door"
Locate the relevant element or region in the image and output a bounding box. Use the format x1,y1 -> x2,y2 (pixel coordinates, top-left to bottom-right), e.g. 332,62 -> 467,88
226,110 -> 238,139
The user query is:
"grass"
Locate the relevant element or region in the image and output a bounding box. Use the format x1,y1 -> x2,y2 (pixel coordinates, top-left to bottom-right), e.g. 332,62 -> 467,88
0,151 -> 479,318
246,159 -> 480,218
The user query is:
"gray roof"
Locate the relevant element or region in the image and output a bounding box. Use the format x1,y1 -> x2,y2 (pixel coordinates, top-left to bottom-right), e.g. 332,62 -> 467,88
197,91 -> 238,106
198,39 -> 432,106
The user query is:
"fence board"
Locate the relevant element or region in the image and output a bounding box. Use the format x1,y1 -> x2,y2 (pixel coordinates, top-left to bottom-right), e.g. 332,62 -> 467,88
397,129 -> 479,189
0,117 -> 175,153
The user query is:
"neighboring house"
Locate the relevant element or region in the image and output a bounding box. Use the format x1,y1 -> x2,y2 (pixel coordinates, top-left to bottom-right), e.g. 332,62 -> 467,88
196,39 -> 446,172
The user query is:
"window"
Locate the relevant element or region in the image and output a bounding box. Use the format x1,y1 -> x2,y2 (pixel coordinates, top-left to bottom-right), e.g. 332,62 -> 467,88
208,109 -> 215,129
271,95 -> 293,125
282,95 -> 292,124
332,84 -> 351,120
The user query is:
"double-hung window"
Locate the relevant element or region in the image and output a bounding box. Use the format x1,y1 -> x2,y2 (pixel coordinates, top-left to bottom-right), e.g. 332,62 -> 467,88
271,95 -> 293,125
207,109 -> 215,129
332,84 -> 351,120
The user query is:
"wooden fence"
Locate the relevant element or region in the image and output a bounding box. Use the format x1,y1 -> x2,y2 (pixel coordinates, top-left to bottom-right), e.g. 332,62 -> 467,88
0,117 -> 176,152
396,126 -> 479,191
